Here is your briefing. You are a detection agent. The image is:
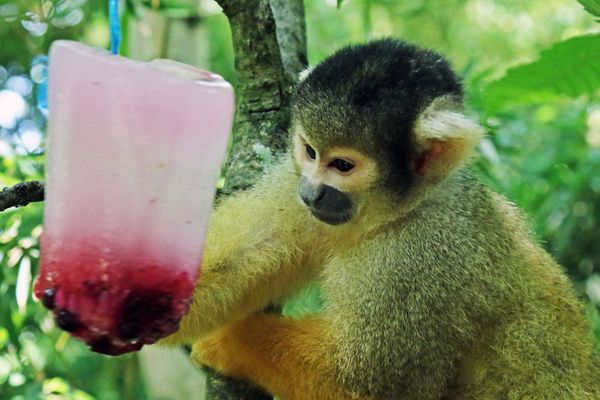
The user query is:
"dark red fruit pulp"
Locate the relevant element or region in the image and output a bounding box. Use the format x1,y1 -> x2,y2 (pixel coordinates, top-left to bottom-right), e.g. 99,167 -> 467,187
35,237 -> 197,356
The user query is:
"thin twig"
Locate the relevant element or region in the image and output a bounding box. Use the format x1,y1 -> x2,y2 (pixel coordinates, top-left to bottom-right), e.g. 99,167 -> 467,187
0,181 -> 45,212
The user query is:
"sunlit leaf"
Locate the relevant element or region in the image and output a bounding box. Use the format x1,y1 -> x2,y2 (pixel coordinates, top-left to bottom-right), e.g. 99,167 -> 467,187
337,0 -> 345,9
138,0 -> 198,17
43,377 -> 70,395
55,0 -> 87,15
0,217 -> 21,244
0,3 -> 19,22
15,256 -> 31,314
41,1 -> 54,19
10,309 -> 25,330
21,19 -> 49,37
588,303 -> 600,342
21,336 -> 46,371
485,34 -> 600,111
0,328 -> 7,349
8,371 -> 25,386
7,246 -> 23,267
0,356 -> 10,383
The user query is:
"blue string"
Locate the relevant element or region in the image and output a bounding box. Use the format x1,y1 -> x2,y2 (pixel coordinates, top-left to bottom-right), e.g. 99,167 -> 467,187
109,0 -> 121,54
32,55 -> 49,114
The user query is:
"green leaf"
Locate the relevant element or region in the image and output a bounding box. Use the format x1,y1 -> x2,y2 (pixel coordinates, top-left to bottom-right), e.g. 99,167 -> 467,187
485,34 -> 600,112
337,0 -> 345,9
577,0 -> 600,18
283,284 -> 324,317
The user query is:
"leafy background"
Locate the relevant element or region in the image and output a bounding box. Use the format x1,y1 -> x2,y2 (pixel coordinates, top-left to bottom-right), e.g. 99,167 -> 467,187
0,0 -> 599,398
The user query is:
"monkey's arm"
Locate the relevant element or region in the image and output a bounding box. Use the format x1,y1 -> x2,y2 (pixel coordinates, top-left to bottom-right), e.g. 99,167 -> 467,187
163,159 -> 324,344
193,230 -> 483,399
193,313 -> 359,400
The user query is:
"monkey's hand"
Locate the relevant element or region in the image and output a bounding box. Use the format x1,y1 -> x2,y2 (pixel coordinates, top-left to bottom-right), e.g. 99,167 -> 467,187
191,320 -> 248,379
191,313 -> 356,400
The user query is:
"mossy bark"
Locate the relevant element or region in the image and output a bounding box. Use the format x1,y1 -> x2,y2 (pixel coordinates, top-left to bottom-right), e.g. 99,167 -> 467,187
205,1 -> 306,399
218,0 -> 306,195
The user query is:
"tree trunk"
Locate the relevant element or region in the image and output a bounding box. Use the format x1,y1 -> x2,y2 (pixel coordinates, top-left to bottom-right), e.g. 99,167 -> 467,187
205,0 -> 307,398
218,0 -> 306,195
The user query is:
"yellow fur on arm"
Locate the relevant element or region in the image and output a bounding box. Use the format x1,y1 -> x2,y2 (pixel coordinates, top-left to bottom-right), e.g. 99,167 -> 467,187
161,160 -> 324,344
193,313 -> 363,400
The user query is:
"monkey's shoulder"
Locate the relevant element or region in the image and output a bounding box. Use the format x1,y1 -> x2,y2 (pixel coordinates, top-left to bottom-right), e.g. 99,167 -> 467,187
392,173 -> 522,251
327,172 -> 543,292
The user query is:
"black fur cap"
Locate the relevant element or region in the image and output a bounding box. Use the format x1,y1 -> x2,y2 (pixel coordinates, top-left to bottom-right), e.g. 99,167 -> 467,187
292,38 -> 463,191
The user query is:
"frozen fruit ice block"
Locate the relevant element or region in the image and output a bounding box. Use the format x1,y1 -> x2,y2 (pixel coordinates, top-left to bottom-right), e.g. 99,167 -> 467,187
34,41 -> 234,355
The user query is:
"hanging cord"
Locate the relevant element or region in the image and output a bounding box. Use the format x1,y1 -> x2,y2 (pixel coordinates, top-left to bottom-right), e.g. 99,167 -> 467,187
32,55 -> 49,114
109,0 -> 121,54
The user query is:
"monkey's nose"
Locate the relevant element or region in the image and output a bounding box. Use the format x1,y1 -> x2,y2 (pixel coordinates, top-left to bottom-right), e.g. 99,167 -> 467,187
299,181 -> 325,207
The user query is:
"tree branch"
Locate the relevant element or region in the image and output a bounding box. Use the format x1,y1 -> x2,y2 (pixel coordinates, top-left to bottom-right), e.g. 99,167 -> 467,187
0,181 -> 45,212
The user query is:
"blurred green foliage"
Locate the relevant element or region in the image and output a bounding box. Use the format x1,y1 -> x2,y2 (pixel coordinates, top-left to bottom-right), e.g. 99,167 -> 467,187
0,0 -> 599,399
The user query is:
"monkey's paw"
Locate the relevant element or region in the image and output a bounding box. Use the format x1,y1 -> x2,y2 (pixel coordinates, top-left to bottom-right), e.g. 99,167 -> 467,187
191,324 -> 247,378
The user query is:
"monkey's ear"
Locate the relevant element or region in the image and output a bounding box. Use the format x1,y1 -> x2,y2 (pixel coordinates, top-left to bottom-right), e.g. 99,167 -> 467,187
413,98 -> 484,181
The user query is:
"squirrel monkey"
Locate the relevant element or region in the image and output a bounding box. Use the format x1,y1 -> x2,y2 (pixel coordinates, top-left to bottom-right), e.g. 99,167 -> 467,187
163,39 -> 600,399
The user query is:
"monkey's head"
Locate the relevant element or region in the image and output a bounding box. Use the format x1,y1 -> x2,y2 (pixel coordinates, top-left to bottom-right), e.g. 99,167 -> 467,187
291,38 -> 483,226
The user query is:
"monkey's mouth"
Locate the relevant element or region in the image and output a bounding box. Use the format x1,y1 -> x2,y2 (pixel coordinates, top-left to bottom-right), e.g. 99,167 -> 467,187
309,209 -> 353,225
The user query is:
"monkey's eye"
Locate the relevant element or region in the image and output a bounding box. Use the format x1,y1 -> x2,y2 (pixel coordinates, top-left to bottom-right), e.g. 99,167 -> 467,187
305,144 -> 316,160
330,159 -> 354,173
